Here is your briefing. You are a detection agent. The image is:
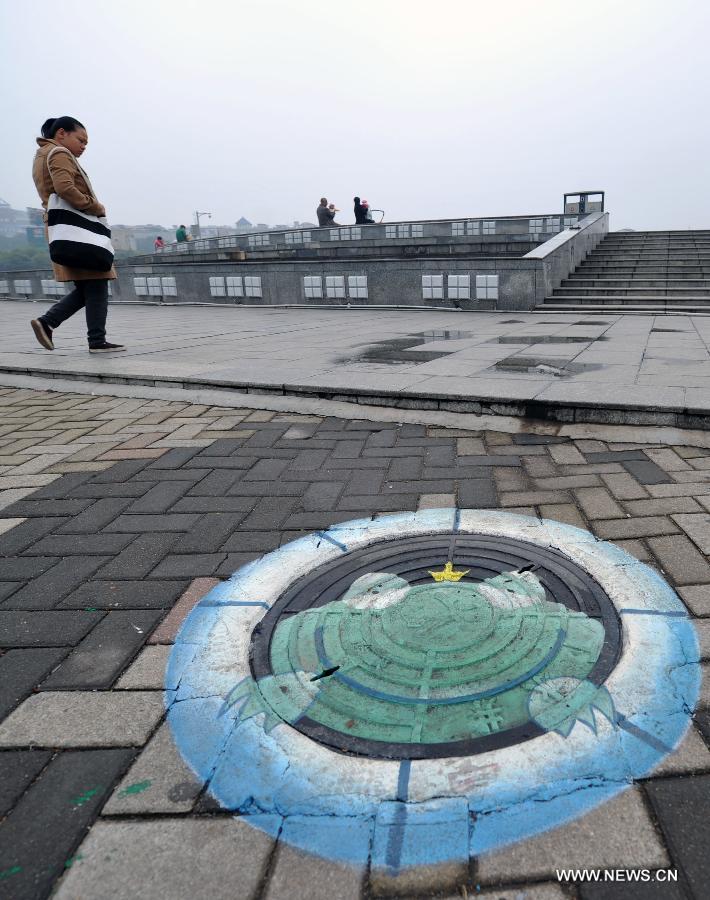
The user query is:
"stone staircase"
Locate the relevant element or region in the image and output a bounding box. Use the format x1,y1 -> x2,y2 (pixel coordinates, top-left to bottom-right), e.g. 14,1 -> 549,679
540,230 -> 710,313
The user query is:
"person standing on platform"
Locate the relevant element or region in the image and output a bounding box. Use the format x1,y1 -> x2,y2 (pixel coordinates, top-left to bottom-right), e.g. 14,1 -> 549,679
176,224 -> 188,242
154,236 -> 165,251
30,116 -> 124,353
317,197 -> 338,227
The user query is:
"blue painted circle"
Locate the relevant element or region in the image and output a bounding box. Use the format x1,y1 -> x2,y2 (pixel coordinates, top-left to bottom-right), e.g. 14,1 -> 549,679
165,510 -> 700,871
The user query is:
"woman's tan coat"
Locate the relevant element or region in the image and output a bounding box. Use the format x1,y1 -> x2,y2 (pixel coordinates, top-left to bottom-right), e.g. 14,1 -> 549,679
32,137 -> 117,282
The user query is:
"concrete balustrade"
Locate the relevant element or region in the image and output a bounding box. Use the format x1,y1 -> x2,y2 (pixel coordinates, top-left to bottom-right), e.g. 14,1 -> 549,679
0,213 -> 606,312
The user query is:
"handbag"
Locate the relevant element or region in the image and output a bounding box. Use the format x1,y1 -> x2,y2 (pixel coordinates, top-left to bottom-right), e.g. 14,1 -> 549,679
46,147 -> 115,272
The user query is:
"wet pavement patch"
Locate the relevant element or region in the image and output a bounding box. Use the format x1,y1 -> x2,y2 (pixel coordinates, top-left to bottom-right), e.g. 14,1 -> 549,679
344,332 -> 474,365
496,335 -> 609,345
494,357 -> 603,377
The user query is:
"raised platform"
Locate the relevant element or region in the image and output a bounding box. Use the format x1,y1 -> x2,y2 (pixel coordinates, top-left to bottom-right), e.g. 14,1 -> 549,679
3,300 -> 710,430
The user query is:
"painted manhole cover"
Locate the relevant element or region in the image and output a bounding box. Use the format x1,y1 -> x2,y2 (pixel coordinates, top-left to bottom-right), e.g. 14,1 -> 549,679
249,534 -> 621,758
167,510 -> 700,873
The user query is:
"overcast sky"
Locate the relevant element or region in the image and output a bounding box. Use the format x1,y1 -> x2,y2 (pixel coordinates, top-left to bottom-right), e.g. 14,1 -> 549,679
2,0 -> 708,230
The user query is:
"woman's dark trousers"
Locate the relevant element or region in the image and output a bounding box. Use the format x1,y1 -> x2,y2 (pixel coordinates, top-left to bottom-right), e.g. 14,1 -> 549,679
40,279 -> 109,346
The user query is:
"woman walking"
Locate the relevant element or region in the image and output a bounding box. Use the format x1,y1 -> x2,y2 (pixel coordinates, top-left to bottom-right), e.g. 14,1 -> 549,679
30,116 -> 124,352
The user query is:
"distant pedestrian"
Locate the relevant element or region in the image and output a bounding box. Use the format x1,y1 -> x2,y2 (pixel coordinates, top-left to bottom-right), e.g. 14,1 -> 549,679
30,116 -> 124,353
176,224 -> 188,242
154,236 -> 165,251
361,200 -> 375,224
354,196 -> 368,225
317,197 -> 338,228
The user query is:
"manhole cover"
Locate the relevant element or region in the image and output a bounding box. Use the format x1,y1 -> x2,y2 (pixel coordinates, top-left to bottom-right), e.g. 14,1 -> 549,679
167,510 -> 699,871
249,533 -> 620,758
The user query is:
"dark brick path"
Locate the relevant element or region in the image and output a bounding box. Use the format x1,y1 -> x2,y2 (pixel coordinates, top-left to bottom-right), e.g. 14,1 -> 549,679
0,387 -> 709,898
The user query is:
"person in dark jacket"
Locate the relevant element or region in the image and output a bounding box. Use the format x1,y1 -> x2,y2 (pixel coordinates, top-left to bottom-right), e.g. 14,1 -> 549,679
354,196 -> 368,225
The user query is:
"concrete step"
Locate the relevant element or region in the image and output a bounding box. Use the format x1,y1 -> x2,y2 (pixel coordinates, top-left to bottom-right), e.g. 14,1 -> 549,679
545,294 -> 710,305
553,287 -> 710,298
576,269 -> 710,277
562,278 -> 710,289
538,302 -> 710,315
607,230 -> 710,238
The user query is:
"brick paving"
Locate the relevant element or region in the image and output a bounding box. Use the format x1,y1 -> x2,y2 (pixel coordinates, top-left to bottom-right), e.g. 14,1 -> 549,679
0,385 -> 709,898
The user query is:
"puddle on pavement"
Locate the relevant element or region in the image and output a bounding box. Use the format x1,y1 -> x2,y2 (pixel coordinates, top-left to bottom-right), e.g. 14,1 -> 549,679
343,332 -> 474,365
576,320 -> 610,325
417,330 -> 473,342
651,328 -> 686,333
494,356 -> 603,377
496,335 -> 610,345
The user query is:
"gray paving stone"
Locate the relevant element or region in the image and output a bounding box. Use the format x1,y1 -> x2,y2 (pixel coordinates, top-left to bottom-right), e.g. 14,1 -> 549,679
145,446 -> 200,469
650,722 -> 710,775
387,457 -> 423,480
336,493 -> 419,512
548,443 -> 587,465
676,584 -> 710,616
54,497 -> 134,533
345,468 -> 386,494
647,534 -> 710,584
648,481 -> 710,498
96,533 -> 181,579
0,648 -> 68,717
149,553 -> 227,578
458,478 -> 499,508
170,495 -> 256,513
623,496 -> 701,516
0,749 -> 52,817
4,556 -> 112,609
0,691 -> 164,747
171,512 -> 246,552
22,533 -> 135,556
585,450 -> 647,463
24,471 -> 93,499
476,787 -> 668,882
69,480 -> 155,498
116,645 -> 171,689
611,538 -> 652,561
0,517 -> 67,556
0,610 -> 103,647
579,877 -> 686,900
239,496 -> 300,528
594,517 -> 679,540
0,581 -> 20,602
220,531 -> 281,553
469,886 -> 567,900
500,491 -> 571,507
0,749 -> 135,900
59,579 -> 187,610
601,471 -> 650,500
574,487 -> 624,520
266,816 -> 370,900
53,816 -> 279,900
103,513 -> 200,532
124,480 -> 194,514
40,609 -> 164,690
302,481 -> 345,511
1,498 -> 92,518
539,503 -> 586,529
534,474 -> 601,490
643,774 -> 710,897
103,722 -> 202,813
418,493 -> 456,510
0,555 -> 60,581
622,458 -> 673,485
671,513 -> 710,555
89,458 -> 155,483
243,458 -> 292,481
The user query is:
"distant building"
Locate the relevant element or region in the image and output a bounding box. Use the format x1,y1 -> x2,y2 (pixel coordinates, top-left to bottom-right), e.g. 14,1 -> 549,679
0,198 -> 29,238
235,217 -> 253,233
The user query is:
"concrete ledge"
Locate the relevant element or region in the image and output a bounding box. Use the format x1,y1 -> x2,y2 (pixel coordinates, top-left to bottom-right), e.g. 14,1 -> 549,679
1,362 -> 708,431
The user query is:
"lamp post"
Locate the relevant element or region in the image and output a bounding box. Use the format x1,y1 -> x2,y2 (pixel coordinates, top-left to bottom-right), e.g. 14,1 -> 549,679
194,211 -> 211,238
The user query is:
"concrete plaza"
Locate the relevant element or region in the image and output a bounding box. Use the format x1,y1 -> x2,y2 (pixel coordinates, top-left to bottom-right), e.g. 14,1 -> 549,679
2,300 -> 710,427
0,300 -> 709,899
